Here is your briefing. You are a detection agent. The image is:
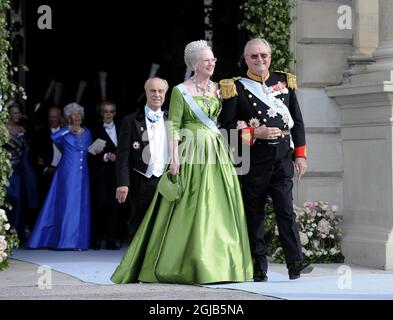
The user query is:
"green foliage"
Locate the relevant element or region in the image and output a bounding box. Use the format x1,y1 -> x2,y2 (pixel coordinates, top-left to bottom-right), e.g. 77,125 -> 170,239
0,0 -> 12,206
240,0 -> 296,71
0,0 -> 21,269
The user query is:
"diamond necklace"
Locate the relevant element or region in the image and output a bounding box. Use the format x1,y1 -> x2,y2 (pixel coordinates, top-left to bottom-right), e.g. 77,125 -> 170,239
191,76 -> 212,109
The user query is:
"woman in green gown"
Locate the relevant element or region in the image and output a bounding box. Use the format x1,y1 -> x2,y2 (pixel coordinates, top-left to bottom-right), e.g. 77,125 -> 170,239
111,40 -> 253,284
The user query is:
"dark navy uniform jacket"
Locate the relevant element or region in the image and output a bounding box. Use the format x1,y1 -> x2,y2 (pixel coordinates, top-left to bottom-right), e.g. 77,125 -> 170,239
219,70 -> 306,158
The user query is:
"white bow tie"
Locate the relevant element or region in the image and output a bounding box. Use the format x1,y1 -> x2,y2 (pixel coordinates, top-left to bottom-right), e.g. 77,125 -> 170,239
104,122 -> 114,130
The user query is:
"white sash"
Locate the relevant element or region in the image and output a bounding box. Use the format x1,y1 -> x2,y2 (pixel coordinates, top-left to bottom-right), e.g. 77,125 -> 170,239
239,78 -> 294,129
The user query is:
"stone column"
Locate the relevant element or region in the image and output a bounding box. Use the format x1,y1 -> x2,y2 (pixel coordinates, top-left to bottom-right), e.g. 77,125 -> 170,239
368,0 -> 393,72
343,0 -> 378,81
326,0 -> 393,270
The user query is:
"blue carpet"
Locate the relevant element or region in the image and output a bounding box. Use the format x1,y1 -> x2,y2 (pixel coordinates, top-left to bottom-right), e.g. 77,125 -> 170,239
205,272 -> 393,300
12,248 -> 123,285
11,249 -> 393,299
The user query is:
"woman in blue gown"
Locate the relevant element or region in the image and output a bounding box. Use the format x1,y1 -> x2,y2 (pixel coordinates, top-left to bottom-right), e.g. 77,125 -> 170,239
27,103 -> 92,250
5,103 -> 28,242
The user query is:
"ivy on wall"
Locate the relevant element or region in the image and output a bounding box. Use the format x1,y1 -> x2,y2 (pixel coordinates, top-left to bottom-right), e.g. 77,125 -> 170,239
1,0 -> 24,269
0,0 -> 12,207
240,0 -> 296,72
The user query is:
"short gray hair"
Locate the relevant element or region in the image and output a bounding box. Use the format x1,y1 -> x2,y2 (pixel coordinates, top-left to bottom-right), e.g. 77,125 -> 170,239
144,77 -> 169,92
63,102 -> 84,120
184,40 -> 212,69
244,38 -> 272,56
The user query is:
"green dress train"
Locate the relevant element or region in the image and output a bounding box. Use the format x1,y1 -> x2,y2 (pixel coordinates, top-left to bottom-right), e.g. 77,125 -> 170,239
111,86 -> 253,284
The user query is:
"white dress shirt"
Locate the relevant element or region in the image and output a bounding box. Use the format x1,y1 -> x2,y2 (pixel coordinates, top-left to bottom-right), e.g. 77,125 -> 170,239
144,107 -> 169,178
103,121 -> 117,146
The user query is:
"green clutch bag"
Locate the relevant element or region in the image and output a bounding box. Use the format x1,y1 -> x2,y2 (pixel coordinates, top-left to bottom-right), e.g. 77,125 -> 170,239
157,170 -> 182,202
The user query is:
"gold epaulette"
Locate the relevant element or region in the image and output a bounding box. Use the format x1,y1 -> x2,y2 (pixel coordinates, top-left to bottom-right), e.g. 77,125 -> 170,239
219,77 -> 239,99
276,71 -> 298,90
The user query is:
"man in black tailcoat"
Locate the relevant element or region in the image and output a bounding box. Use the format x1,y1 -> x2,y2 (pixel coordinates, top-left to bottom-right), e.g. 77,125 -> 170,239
90,101 -> 121,250
115,77 -> 169,241
219,38 -> 312,281
30,106 -> 63,229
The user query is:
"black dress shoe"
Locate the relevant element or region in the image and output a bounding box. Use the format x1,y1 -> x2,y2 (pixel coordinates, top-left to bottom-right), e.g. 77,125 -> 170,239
253,267 -> 268,282
105,241 -> 120,250
288,262 -> 313,280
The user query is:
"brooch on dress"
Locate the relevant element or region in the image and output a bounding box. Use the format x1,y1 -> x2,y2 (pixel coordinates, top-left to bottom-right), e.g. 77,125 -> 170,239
132,141 -> 141,150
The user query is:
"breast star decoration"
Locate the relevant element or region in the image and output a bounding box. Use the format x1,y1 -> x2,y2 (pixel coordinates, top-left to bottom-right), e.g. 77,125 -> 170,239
248,117 -> 261,128
267,108 -> 277,118
132,141 -> 141,150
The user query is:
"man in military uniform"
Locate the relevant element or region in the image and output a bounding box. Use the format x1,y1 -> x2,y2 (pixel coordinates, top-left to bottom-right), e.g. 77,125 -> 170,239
219,38 -> 312,281
115,77 -> 169,241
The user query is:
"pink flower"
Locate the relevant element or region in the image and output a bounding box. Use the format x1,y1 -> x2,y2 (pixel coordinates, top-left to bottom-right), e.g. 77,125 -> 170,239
325,210 -> 336,220
317,219 -> 332,234
304,201 -> 314,209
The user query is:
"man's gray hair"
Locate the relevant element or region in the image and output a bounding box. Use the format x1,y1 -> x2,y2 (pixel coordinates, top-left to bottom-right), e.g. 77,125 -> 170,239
144,77 -> 169,92
244,38 -> 272,56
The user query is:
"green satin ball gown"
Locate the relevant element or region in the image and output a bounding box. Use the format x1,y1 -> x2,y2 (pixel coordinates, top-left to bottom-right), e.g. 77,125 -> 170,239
111,86 -> 253,284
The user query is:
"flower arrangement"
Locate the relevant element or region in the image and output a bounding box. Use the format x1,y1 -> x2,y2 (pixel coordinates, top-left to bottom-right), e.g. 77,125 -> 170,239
0,208 -> 19,270
265,201 -> 345,264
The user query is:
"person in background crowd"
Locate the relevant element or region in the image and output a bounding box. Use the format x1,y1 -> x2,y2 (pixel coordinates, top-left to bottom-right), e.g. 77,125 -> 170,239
27,103 -> 92,250
30,106 -> 63,230
90,101 -> 121,250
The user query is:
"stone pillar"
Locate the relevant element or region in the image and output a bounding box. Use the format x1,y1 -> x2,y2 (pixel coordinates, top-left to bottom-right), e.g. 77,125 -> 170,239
343,0 -> 378,81
368,0 -> 393,72
326,0 -> 393,270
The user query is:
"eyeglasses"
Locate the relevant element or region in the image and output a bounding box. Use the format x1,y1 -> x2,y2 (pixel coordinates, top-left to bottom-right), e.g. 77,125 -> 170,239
202,57 -> 217,64
249,53 -> 270,60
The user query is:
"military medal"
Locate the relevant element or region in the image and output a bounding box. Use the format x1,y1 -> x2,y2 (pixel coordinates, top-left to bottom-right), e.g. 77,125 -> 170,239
267,108 -> 277,118
248,117 -> 261,128
132,141 -> 141,150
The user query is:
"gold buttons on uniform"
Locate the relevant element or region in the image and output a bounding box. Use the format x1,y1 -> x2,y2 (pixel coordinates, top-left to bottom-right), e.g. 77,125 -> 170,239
248,94 -> 252,98
258,111 -> 262,114
263,119 -> 267,123
253,102 -> 257,106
